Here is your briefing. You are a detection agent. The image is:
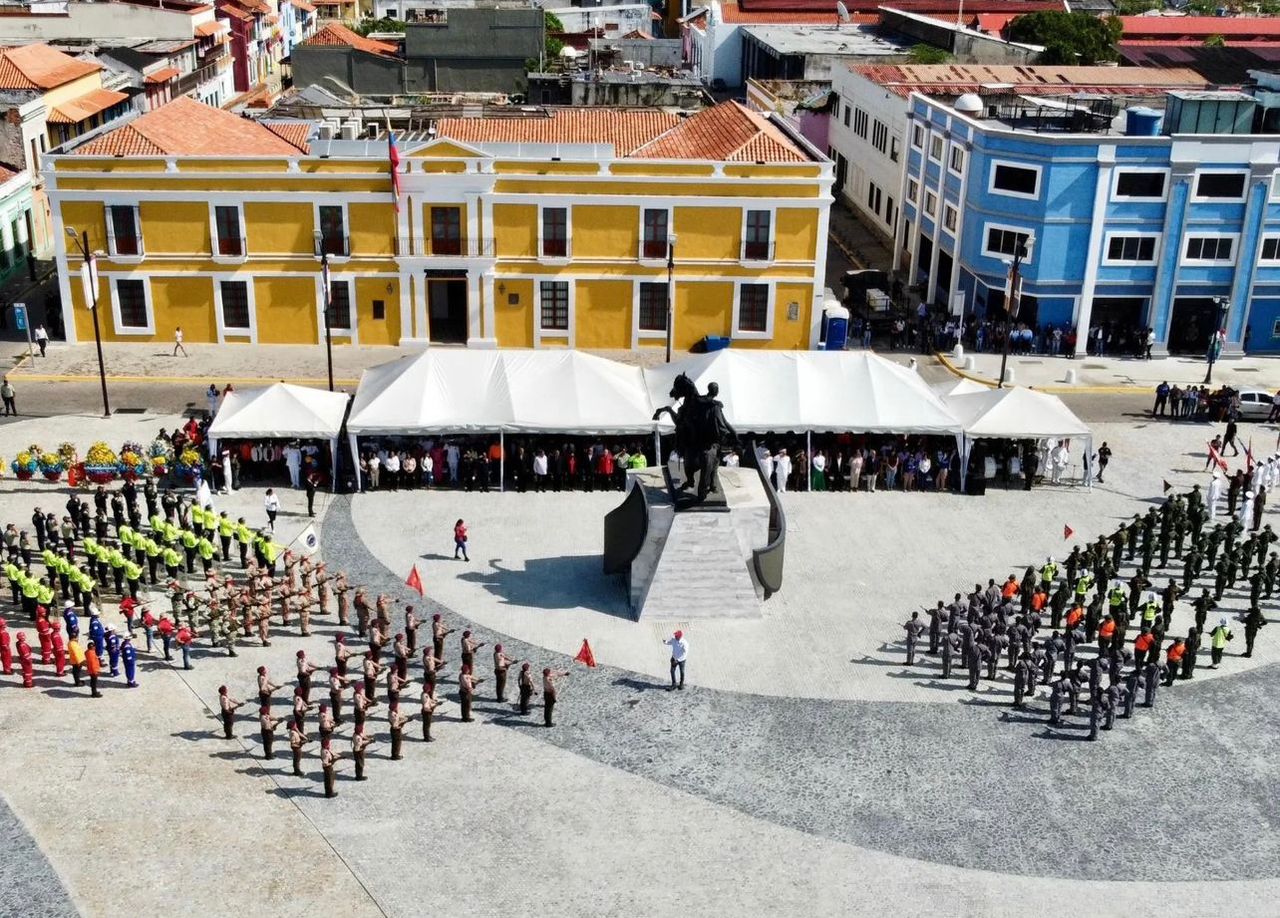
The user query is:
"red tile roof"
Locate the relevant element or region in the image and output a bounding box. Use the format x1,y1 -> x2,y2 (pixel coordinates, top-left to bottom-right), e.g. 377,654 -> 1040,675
144,66 -> 182,84
48,88 -> 128,124
0,43 -> 100,91
289,0 -> 317,11
847,62 -> 1210,98
76,96 -> 309,156
195,19 -> 227,35
438,108 -> 680,156
1117,15 -> 1280,39
302,22 -> 400,57
217,5 -> 253,21
632,101 -> 808,162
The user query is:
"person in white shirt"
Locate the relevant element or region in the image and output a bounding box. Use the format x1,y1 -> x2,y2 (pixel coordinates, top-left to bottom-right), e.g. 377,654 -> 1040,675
366,453 -> 380,490
667,449 -> 684,488
1050,442 -> 1069,485
664,629 -> 688,690
33,324 -> 48,357
284,445 -> 302,489
263,488 -> 280,531
422,451 -> 434,489
774,449 -> 792,494
759,448 -> 775,487
722,450 -> 739,468
384,451 -> 401,490
221,448 -> 233,495
532,449 -> 549,491
173,326 -> 187,357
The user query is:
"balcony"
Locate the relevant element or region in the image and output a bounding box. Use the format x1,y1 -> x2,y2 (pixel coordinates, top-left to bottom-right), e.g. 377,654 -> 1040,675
395,235 -> 495,257
542,237 -> 570,258
113,235 -> 143,257
315,234 -> 349,257
173,48 -> 229,98
741,240 -> 775,262
641,238 -> 669,260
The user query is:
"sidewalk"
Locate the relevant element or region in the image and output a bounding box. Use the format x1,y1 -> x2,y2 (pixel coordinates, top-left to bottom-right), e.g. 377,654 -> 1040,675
827,200 -> 893,274
938,348 -> 1280,393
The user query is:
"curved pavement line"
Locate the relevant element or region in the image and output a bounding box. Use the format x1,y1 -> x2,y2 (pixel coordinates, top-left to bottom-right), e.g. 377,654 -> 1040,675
934,351 -> 1154,394
330,495 -> 1280,884
0,793 -> 79,918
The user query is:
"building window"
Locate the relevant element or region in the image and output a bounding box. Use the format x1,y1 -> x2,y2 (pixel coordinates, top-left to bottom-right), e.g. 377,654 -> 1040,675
924,192 -> 936,217
327,279 -> 353,329
1194,171 -> 1247,200
871,120 -> 888,154
115,278 -> 149,329
638,282 -> 667,331
542,207 -> 568,257
929,135 -> 943,161
990,162 -> 1040,198
214,205 -> 243,257
943,204 -> 957,232
642,208 -> 668,260
843,106 -> 851,128
1114,170 -> 1166,200
372,299 -> 386,320
431,207 -> 462,256
107,205 -> 142,256
984,225 -> 1031,258
867,183 -> 882,217
949,145 -> 964,174
1261,236 -> 1280,262
1105,235 -> 1157,263
890,137 -> 900,162
743,209 -> 771,260
539,281 -> 569,331
912,124 -> 924,148
853,108 -> 868,139
737,283 -> 769,334
1184,235 -> 1235,263
219,280 -> 250,330
907,179 -> 919,203
317,205 -> 347,256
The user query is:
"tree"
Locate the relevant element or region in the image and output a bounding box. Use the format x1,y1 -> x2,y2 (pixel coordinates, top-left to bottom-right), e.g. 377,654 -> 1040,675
354,17 -> 406,36
544,11 -> 564,31
1006,11 -> 1123,65
544,11 -> 565,62
1204,33 -> 1226,46
908,43 -> 951,64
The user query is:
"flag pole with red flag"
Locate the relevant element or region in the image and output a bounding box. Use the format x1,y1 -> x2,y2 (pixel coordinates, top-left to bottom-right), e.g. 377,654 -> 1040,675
405,564 -> 423,596
1063,524 -> 1073,540
574,639 -> 596,668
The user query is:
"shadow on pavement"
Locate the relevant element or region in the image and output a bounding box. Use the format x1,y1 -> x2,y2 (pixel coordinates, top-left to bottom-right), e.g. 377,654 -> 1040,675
458,555 -> 632,617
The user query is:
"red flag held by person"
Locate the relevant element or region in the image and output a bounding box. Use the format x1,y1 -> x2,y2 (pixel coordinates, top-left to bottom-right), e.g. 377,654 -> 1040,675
1063,524 -> 1073,540
1206,441 -> 1228,472
405,564 -> 423,596
1162,480 -> 1171,494
574,639 -> 596,668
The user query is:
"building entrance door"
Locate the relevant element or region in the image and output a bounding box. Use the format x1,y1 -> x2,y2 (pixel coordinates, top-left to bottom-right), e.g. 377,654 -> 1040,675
1168,297 -> 1218,355
427,278 -> 468,344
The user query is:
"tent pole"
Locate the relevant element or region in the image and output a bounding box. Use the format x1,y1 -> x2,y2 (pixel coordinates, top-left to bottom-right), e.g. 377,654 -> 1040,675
653,429 -> 660,466
350,433 -> 362,492
806,430 -> 812,491
330,436 -> 338,493
499,431 -> 505,493
958,435 -> 967,493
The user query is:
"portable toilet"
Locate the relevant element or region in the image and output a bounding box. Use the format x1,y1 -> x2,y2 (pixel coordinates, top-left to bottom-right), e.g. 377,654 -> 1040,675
824,301 -> 850,351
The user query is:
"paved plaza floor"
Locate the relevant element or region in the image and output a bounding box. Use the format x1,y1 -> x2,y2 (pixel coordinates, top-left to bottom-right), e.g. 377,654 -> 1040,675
0,404 -> 1279,917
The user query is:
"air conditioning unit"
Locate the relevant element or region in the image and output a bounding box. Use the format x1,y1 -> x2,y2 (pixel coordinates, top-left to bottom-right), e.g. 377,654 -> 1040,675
341,120 -> 359,140
317,122 -> 335,139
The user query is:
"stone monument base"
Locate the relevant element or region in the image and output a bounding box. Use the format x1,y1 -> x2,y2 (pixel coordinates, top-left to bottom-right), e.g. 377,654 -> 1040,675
626,466 -> 768,620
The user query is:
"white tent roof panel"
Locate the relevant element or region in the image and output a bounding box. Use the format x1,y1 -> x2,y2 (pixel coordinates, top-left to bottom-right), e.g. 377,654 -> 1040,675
206,383 -> 349,440
943,387 -> 1090,440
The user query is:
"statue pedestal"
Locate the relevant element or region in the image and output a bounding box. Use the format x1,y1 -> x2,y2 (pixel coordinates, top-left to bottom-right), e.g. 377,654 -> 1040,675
625,466 -> 767,620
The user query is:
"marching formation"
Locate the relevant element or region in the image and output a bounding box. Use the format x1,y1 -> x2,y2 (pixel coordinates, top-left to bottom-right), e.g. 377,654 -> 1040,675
899,480 -> 1270,738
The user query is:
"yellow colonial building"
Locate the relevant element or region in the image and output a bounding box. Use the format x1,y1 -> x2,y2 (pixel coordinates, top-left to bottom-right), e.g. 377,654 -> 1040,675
48,95 -> 832,351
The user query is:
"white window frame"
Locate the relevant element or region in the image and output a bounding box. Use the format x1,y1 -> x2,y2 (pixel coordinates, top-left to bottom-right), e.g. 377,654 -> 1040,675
1111,167 -> 1170,203
1101,231 -> 1161,266
1260,233 -> 1280,264
314,201 -> 350,262
321,276 -> 357,339
632,279 -> 670,347
1181,233 -> 1239,266
924,191 -> 937,218
740,207 -> 775,264
907,179 -> 920,204
1191,169 -> 1249,203
911,123 -> 924,149
213,275 -> 257,342
105,204 -> 144,262
731,279 -> 774,340
948,144 -> 964,176
1270,171 -> 1280,202
537,204 -> 572,262
988,159 -> 1042,201
110,275 -> 155,336
209,203 -> 248,264
638,206 -> 672,265
535,278 -> 574,346
928,134 -> 944,163
943,203 -> 958,234
981,221 -> 1034,261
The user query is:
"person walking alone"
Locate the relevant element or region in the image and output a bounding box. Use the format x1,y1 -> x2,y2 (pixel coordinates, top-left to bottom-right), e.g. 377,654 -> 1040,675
1,377 -> 15,416
665,629 -> 688,690
264,489 -> 279,532
173,326 -> 188,357
33,325 -> 48,358
453,518 -> 469,562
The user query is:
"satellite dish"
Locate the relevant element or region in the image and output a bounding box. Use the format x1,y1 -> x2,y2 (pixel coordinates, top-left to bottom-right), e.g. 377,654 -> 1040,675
836,0 -> 851,22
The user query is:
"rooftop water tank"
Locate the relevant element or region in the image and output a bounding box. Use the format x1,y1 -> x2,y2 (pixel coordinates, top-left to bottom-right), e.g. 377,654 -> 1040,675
954,93 -> 983,116
1124,107 -> 1162,137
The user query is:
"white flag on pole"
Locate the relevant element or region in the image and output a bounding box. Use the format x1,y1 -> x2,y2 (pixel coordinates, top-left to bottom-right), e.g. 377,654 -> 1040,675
295,523 -> 320,556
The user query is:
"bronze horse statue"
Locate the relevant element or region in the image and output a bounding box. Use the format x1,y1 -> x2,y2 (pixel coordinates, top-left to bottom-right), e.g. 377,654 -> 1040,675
652,372 -> 736,505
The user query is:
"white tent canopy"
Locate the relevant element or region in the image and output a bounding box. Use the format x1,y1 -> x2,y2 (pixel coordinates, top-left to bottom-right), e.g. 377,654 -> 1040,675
206,383 -> 350,488
930,377 -> 989,398
645,350 -> 963,435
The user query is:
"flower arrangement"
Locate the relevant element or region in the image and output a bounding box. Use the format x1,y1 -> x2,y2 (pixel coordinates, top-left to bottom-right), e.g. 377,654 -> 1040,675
151,455 -> 168,473
11,449 -> 37,477
57,442 -> 78,466
177,447 -> 204,472
84,441 -> 118,483
38,451 -> 65,481
119,448 -> 146,479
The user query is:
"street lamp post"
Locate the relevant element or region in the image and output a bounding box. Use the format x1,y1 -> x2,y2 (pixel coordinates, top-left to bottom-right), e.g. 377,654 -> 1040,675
316,233 -> 334,392
1204,295 -> 1229,385
665,233 -> 678,364
65,227 -> 110,417
997,233 -> 1034,390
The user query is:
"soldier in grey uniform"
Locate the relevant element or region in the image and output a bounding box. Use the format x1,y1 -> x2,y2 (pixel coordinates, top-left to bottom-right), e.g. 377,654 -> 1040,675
902,612 -> 924,666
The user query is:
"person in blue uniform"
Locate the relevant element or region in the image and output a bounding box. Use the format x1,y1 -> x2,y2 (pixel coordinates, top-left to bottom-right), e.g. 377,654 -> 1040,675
62,600 -> 79,639
105,626 -> 121,676
88,611 -> 105,659
121,636 -> 138,687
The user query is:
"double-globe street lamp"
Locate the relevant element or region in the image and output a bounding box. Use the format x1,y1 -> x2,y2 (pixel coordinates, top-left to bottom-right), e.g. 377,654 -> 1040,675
65,226 -> 111,417
997,232 -> 1034,390
1204,295 -> 1229,385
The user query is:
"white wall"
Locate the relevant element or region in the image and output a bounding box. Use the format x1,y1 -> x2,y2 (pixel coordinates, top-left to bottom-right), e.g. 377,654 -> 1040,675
829,65 -> 909,243
0,1 -> 208,40
544,5 -> 652,36
688,5 -> 742,88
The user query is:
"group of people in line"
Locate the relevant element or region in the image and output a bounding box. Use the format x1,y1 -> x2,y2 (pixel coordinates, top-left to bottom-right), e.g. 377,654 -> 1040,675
1152,383 -> 1252,425
898,476 -> 1269,738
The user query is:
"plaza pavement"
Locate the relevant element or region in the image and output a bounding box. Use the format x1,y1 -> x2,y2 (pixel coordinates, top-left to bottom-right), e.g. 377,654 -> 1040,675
1,408 -> 1280,915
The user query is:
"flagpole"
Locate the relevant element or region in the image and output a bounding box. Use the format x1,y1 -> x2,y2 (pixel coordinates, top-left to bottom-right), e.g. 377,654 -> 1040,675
321,252 -> 335,392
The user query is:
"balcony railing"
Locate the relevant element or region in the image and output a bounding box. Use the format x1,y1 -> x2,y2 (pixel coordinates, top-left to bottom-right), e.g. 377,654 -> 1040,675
113,236 -> 142,257
395,235 -> 495,257
741,240 -> 775,262
641,238 -> 668,260
216,236 -> 244,257
316,235 -> 349,257
542,237 -> 570,258
174,47 -> 228,97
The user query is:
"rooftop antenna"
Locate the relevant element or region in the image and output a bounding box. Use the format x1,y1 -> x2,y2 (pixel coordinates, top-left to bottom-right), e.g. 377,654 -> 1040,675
836,0 -> 850,28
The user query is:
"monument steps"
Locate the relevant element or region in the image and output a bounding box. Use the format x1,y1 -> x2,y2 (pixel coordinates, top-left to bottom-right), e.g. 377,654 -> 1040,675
639,510 -> 762,619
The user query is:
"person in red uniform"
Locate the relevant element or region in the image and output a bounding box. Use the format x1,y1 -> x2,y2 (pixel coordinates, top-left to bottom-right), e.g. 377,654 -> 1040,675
156,615 -> 175,661
15,632 -> 34,687
49,618 -> 66,677
119,595 -> 138,635
35,608 -> 52,664
0,617 -> 12,675
175,623 -> 194,670
141,608 -> 157,653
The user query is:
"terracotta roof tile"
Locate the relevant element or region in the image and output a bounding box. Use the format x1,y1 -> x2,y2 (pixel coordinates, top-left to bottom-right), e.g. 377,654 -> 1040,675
436,108 -> 680,157
48,88 -> 128,124
218,5 -> 253,21
262,120 -> 312,149
0,164 -> 20,183
289,0 -> 317,11
1117,15 -> 1280,38
144,66 -> 182,84
195,19 -> 228,35
0,43 -> 100,90
632,101 -> 807,162
76,96 -> 308,156
302,22 -> 400,57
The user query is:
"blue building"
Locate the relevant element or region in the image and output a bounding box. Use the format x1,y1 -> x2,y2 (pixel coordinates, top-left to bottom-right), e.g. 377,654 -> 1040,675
894,80 -> 1280,356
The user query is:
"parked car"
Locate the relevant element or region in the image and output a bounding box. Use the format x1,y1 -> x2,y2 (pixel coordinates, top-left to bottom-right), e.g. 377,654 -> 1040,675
1237,387 -> 1277,421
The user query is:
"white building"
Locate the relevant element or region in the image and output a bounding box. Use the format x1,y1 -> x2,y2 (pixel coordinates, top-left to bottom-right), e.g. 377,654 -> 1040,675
683,0 -> 838,89
828,63 -> 909,244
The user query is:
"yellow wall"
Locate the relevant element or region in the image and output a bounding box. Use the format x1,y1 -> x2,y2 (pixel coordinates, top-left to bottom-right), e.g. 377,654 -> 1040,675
61,200 -> 106,246
355,276 -> 399,346
245,202 -> 312,255
572,205 -> 638,260
151,275 -> 216,342
349,202 -> 394,257
493,204 -> 536,258
674,282 -> 733,351
575,279 -> 631,350
776,208 -> 819,262
41,72 -> 104,110
255,276 -> 318,344
494,278 -> 533,348
141,202 -> 209,255
674,206 -> 739,262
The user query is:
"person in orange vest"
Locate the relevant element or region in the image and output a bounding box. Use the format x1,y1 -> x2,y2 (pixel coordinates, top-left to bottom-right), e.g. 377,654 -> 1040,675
1002,575 -> 1019,599
1163,637 -> 1185,686
1065,604 -> 1085,631
15,632 -> 34,687
1031,587 -> 1047,614
85,642 -> 103,697
67,633 -> 85,685
1133,626 -> 1155,669
1097,614 -> 1117,655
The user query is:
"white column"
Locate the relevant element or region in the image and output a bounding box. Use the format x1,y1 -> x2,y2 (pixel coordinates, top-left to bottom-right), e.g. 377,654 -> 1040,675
809,181 -> 833,349
415,272 -> 428,341
482,270 -> 496,344
465,270 -> 482,346
1072,145 -> 1115,357
946,141 -> 971,312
